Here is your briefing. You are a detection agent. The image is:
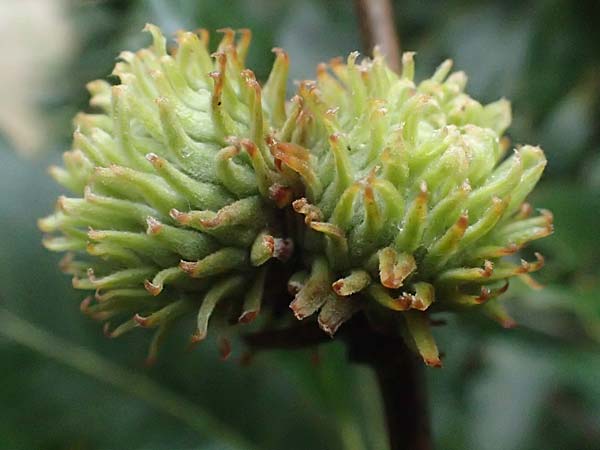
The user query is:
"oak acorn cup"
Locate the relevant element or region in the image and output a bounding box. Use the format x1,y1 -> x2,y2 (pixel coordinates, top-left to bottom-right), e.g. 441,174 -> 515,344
40,24 -> 552,366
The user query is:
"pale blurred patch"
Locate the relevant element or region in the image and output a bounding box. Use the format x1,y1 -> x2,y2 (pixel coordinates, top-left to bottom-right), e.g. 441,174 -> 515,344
0,0 -> 74,156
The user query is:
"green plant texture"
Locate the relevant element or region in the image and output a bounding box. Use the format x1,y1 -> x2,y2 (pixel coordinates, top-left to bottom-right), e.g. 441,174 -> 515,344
1,1 -> 598,450
40,23 -> 550,369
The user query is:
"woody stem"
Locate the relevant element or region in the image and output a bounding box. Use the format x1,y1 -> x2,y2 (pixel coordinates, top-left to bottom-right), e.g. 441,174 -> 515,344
353,0 -> 402,71
345,316 -> 432,450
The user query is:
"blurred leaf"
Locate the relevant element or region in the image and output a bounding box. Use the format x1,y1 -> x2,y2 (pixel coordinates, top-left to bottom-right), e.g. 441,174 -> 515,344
537,87 -> 597,174
467,339 -> 556,450
0,308 -> 256,450
529,182 -> 600,274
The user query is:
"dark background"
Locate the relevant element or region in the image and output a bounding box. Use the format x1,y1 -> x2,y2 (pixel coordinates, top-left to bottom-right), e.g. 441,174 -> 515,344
0,1 -> 598,449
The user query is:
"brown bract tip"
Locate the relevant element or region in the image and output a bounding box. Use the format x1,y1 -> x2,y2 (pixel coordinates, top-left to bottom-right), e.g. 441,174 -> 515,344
495,280 -> 510,297
240,139 -> 258,157
381,275 -> 399,290
292,198 -> 323,224
317,319 -> 338,338
198,215 -> 220,229
179,260 -> 197,275
331,280 -> 345,296
268,183 -> 293,208
241,68 -> 256,82
144,279 -> 162,296
519,252 -> 544,274
425,357 -> 443,368
411,297 -> 427,311
238,310 -> 259,324
216,27 -> 235,45
500,316 -> 518,329
503,243 -> 520,255
237,28 -> 252,40
145,152 -> 164,168
475,287 -> 491,304
541,208 -> 554,223
169,209 -> 190,224
317,62 -> 328,78
290,301 -> 308,320
146,216 -> 163,234
261,234 -> 275,255
190,331 -> 206,344
196,28 -> 209,44
393,295 -> 412,311
482,260 -> 494,277
272,47 -> 288,62
134,313 -> 150,327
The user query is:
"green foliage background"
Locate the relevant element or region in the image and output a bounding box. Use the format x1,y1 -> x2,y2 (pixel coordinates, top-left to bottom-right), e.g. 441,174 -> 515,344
0,1 -> 598,449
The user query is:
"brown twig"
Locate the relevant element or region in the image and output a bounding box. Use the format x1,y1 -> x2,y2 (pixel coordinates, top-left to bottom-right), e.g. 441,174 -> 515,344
344,315 -> 432,450
354,0 -> 402,71
244,316 -> 433,449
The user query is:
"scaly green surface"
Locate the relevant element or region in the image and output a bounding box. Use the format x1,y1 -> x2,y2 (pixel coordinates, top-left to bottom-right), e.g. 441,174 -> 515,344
40,25 -> 552,366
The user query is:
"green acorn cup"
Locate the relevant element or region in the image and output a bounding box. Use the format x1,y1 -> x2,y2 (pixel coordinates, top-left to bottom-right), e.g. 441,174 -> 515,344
40,25 -> 552,367
278,51 -> 552,366
39,25 -> 296,364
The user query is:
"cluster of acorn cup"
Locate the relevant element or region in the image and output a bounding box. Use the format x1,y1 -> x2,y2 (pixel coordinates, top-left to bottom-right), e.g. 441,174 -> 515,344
39,24 -> 552,366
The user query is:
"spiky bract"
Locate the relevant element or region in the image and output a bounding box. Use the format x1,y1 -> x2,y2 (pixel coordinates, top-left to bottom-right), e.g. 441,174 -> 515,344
40,25 -> 552,366
39,25 -> 293,363
280,51 -> 551,366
